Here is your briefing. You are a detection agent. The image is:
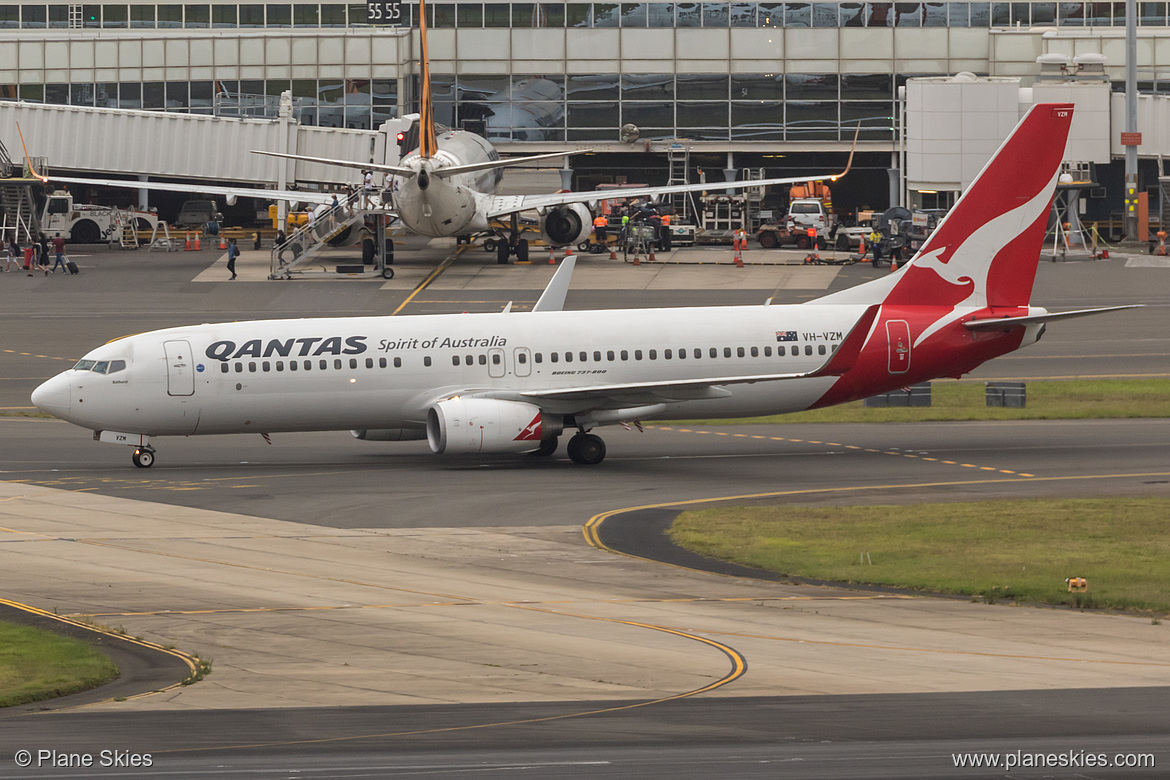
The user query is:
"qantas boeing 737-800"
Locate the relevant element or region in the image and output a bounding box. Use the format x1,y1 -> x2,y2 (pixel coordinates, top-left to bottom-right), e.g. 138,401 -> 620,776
32,103 -> 1138,468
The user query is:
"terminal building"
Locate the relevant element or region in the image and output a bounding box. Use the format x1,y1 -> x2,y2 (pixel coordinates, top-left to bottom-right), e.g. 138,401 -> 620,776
3,2 -> 1170,224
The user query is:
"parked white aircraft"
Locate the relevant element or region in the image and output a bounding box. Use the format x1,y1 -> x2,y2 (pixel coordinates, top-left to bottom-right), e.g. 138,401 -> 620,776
33,0 -> 855,265
32,103 -> 1138,468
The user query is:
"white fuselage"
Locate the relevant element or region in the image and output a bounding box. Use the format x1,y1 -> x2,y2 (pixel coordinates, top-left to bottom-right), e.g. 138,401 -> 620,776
395,131 -> 503,238
33,304 -> 864,439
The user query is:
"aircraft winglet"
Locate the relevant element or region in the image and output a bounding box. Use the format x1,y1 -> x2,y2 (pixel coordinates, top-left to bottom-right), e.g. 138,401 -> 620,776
532,255 -> 576,312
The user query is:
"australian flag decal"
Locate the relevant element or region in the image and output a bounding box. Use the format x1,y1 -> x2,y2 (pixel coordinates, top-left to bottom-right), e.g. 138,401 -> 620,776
776,330 -> 798,342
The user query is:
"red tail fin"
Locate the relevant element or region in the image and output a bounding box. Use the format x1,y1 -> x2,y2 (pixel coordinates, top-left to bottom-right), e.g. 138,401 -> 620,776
887,103 -> 1074,309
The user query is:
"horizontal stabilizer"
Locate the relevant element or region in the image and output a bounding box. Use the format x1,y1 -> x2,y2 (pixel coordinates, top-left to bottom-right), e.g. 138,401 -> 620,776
964,305 -> 1144,331
432,150 -> 586,180
251,150 -> 416,178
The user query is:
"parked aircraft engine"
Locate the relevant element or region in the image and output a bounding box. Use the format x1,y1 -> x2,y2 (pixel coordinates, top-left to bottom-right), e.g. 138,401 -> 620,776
351,428 -> 428,441
427,398 -> 562,455
540,203 -> 592,247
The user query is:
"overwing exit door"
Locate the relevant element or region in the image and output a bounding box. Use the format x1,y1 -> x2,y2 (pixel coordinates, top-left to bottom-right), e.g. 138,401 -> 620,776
886,320 -> 911,374
164,339 -> 195,396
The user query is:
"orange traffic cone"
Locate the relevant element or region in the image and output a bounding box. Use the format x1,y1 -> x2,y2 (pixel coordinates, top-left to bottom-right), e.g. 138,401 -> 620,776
219,235 -> 227,250
194,234 -> 201,251
733,249 -> 744,268
548,248 -> 556,265
632,251 -> 641,266
890,256 -> 898,272
648,247 -> 656,262
184,233 -> 192,251
608,244 -> 617,260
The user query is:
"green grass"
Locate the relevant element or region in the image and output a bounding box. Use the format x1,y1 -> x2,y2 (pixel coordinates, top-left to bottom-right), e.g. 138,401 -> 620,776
0,620 -> 120,707
668,497 -> 1170,613
660,378 -> 1170,425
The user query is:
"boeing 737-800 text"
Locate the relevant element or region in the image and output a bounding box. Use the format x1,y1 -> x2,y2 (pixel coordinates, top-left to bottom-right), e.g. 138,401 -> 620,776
32,103 -> 1137,467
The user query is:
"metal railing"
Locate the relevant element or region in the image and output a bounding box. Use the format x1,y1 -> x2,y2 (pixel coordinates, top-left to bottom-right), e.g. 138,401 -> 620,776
269,189 -> 366,279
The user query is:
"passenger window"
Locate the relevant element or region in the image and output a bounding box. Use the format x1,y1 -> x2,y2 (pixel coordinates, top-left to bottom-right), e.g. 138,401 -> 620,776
249,362 -> 257,372
478,354 -> 486,365
334,359 -> 343,369
453,356 -> 461,366
694,348 -> 701,359
93,361 -> 109,374
778,346 -> 785,356
709,347 -> 717,358
649,350 -> 657,360
262,361 -> 270,372
379,358 -> 387,368
519,353 -> 527,364
424,356 -> 432,367
492,354 -> 501,365
275,361 -> 284,371
607,350 -> 615,361
305,360 -> 312,370
765,346 -> 772,357
579,351 -> 587,362
818,345 -> 826,355
664,349 -> 672,359
289,361 -> 297,371
235,362 -> 243,372
535,353 -> 543,363
220,363 -> 229,373
593,351 -> 601,362
832,344 -> 839,352
635,350 -> 643,360
678,348 -> 685,359
751,347 -> 758,357
565,352 -> 573,362
621,350 -> 628,361
804,345 -> 812,356
551,352 -> 559,363
723,347 -> 732,358
466,354 -> 474,365
394,357 -> 401,368
366,358 -> 374,368
737,347 -> 745,358
349,358 -> 357,369
320,359 -> 328,370
73,360 -> 96,371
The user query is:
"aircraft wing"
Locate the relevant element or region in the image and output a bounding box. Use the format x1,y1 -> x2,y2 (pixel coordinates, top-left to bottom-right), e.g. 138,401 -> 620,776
46,175 -> 339,206
485,172 -> 845,219
963,305 -> 1144,331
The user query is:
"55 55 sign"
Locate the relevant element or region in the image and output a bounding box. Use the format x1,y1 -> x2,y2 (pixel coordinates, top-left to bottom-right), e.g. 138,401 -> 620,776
367,0 -> 402,24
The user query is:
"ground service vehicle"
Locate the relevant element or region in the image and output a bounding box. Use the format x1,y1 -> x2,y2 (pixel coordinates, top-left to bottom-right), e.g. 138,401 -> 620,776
41,190 -> 159,244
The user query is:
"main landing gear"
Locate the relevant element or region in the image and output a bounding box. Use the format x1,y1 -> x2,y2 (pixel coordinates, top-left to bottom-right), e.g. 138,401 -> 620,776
132,446 -> 156,468
566,431 -> 606,465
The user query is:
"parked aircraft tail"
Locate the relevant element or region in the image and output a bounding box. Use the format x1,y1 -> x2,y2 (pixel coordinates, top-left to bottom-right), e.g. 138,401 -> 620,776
417,0 -> 438,158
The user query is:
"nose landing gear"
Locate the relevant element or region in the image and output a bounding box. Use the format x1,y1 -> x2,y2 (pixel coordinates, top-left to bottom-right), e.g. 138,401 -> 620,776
132,446 -> 156,468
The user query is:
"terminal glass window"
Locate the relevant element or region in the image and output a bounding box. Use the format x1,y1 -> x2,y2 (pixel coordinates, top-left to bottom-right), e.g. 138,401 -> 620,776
119,81 -> 141,108
732,73 -> 781,100
1140,1 -> 1166,23
840,73 -> 892,99
593,2 -> 620,25
142,81 -> 165,109
70,83 -> 95,105
484,3 -> 509,25
130,4 -> 153,25
678,73 -> 729,99
893,3 -> 921,26
842,101 -> 895,138
103,4 -> 128,27
731,101 -> 783,139
729,2 -> 753,24
923,1 -> 948,25
457,2 -> 482,26
294,3 -> 319,25
647,1 -> 673,25
47,3 -> 66,26
990,2 -> 1010,24
157,4 -> 182,26
239,3 -> 263,24
565,2 -> 591,26
947,2 -> 969,25
19,3 -> 44,26
212,4 -> 236,25
810,2 -> 836,26
1009,1 -> 1029,24
188,82 -> 212,114
702,2 -> 728,25
513,2 -> 566,25
757,1 -> 780,26
786,100 -> 837,139
866,2 -> 892,25
675,0 -> 699,24
620,2 -> 647,26
839,1 -> 864,25
320,3 -> 345,24
45,83 -> 68,105
266,3 -> 291,25
0,5 -> 17,27
184,3 -> 209,26
786,73 -> 837,100
784,1 -> 810,26
166,81 -> 188,110
622,73 -> 673,100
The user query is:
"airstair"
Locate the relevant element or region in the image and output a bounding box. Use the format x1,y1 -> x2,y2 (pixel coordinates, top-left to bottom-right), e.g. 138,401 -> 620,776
666,141 -> 698,223
269,189 -> 371,279
0,138 -> 43,243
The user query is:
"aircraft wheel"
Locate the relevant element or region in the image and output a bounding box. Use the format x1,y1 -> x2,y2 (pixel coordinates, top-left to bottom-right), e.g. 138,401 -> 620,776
132,448 -> 155,468
567,433 -> 606,465
516,239 -> 529,263
483,238 -> 497,253
530,437 -> 559,457
497,240 -> 510,265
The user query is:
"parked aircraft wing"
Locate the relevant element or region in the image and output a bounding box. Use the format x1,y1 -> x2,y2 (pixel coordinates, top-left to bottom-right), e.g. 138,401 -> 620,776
252,150 -> 417,178
45,175 -> 339,206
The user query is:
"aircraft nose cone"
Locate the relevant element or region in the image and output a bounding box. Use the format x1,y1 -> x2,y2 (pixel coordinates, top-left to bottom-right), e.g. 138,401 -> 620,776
31,373 -> 70,418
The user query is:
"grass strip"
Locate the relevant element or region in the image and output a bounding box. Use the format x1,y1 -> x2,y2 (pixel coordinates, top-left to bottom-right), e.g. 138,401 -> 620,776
668,497 -> 1170,613
0,620 -> 119,707
660,378 -> 1170,424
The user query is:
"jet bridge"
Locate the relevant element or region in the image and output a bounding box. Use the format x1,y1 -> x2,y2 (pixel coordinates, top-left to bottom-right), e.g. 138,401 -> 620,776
0,97 -> 407,197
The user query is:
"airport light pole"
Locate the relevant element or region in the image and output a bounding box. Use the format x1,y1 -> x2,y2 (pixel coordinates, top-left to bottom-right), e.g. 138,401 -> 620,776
1124,0 -> 1139,241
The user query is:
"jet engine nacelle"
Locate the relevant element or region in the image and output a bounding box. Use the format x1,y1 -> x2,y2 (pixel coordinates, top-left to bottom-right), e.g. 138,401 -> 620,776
351,428 -> 428,441
426,397 -> 561,455
540,203 -> 592,247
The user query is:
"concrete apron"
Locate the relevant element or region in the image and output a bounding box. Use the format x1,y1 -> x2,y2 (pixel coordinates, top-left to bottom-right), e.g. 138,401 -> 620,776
1,480 -> 1165,712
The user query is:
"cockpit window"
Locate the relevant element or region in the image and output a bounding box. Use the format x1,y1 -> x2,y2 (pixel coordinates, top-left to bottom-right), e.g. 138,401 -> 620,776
72,359 -> 126,374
